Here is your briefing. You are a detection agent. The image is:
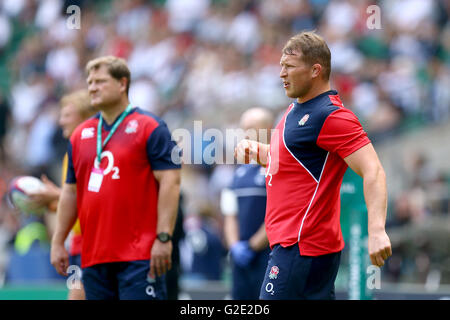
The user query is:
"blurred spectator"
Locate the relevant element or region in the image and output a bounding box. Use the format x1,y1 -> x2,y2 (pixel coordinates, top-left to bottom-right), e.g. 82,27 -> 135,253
166,0 -> 210,33
24,101 -> 59,177
0,92 -> 10,163
0,13 -> 11,50
180,205 -> 226,281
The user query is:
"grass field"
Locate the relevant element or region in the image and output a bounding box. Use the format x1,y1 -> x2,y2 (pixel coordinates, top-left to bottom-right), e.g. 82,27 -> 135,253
0,284 -> 68,300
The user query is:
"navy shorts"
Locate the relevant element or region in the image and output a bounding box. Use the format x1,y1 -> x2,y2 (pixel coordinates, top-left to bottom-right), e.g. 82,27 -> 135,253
82,260 -> 167,300
259,244 -> 341,300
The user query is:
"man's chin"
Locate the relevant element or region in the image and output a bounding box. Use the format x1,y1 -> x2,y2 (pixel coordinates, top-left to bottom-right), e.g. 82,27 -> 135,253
91,100 -> 104,108
285,91 -> 298,99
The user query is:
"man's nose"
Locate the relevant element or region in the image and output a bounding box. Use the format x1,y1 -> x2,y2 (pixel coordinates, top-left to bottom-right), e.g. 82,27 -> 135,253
88,83 -> 97,92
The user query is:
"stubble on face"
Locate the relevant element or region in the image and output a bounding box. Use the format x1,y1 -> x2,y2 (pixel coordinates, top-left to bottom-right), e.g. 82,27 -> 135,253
279,52 -> 313,100
86,65 -> 122,110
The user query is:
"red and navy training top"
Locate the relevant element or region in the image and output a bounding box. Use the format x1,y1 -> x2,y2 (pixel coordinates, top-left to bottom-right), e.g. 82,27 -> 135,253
265,90 -> 370,256
66,107 -> 181,268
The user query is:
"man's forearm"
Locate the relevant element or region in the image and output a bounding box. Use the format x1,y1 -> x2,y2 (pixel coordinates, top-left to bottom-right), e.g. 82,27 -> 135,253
344,144 -> 391,267
52,184 -> 77,244
363,165 -> 388,234
249,223 -> 269,251
156,172 -> 181,235
224,216 -> 239,249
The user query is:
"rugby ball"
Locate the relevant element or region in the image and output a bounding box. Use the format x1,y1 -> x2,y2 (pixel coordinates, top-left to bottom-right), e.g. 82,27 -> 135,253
8,176 -> 47,215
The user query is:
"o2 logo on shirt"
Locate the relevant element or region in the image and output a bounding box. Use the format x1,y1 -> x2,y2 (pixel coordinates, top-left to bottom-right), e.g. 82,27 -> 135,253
94,151 -> 120,179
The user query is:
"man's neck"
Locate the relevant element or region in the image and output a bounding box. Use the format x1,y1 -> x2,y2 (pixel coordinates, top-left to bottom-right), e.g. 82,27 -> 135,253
100,99 -> 130,125
297,82 -> 331,104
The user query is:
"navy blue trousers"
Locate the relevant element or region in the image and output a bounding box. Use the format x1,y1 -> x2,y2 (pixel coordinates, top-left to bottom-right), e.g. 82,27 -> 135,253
82,260 -> 167,300
259,244 -> 341,300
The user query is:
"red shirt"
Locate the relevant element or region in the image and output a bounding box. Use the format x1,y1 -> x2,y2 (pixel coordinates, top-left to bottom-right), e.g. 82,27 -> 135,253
67,108 -> 180,268
70,233 -> 82,256
265,90 -> 370,256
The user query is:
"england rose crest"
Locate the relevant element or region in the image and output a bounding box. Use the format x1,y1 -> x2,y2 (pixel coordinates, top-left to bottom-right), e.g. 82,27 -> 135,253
125,120 -> 138,134
298,114 -> 310,126
269,266 -> 279,279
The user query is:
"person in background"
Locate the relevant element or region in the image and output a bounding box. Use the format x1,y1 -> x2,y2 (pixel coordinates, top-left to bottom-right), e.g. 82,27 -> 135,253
235,31 -> 391,300
221,107 -> 273,300
28,89 -> 97,300
0,91 -> 10,164
50,56 -> 181,300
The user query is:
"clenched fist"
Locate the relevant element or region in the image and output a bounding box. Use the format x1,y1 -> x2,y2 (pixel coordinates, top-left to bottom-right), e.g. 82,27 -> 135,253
235,139 -> 259,164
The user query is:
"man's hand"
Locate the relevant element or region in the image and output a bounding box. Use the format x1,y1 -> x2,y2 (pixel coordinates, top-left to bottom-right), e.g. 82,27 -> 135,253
235,139 -> 259,164
368,230 -> 392,267
28,175 -> 61,210
344,144 -> 391,268
50,241 -> 69,276
230,240 -> 256,268
149,240 -> 172,279
50,183 -> 77,276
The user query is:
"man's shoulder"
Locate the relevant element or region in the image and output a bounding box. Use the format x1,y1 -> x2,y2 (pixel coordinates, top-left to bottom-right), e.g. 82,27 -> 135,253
70,114 -> 99,142
312,91 -> 358,125
320,91 -> 358,117
317,92 -> 341,113
320,98 -> 359,124
131,107 -> 174,138
132,107 -> 166,127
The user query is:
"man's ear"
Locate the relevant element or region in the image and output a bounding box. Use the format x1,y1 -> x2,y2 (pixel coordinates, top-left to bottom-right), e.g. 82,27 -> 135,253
311,63 -> 322,79
119,77 -> 128,94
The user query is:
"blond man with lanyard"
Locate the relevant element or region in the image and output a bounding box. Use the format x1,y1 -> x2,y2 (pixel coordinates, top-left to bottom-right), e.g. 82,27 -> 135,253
50,56 -> 181,300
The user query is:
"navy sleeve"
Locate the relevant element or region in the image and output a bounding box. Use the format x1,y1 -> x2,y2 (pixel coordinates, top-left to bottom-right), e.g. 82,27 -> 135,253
147,123 -> 182,170
66,142 -> 76,183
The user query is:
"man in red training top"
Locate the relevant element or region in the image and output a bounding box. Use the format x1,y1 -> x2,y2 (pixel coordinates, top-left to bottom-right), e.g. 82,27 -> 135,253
235,31 -> 392,300
51,56 -> 181,300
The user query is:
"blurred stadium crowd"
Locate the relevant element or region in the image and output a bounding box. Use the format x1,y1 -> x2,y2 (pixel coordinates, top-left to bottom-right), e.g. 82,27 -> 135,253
0,0 -> 449,292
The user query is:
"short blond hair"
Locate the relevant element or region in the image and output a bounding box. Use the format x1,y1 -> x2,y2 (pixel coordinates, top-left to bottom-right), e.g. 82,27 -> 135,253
85,55 -> 131,94
283,31 -> 331,80
60,89 -> 96,120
